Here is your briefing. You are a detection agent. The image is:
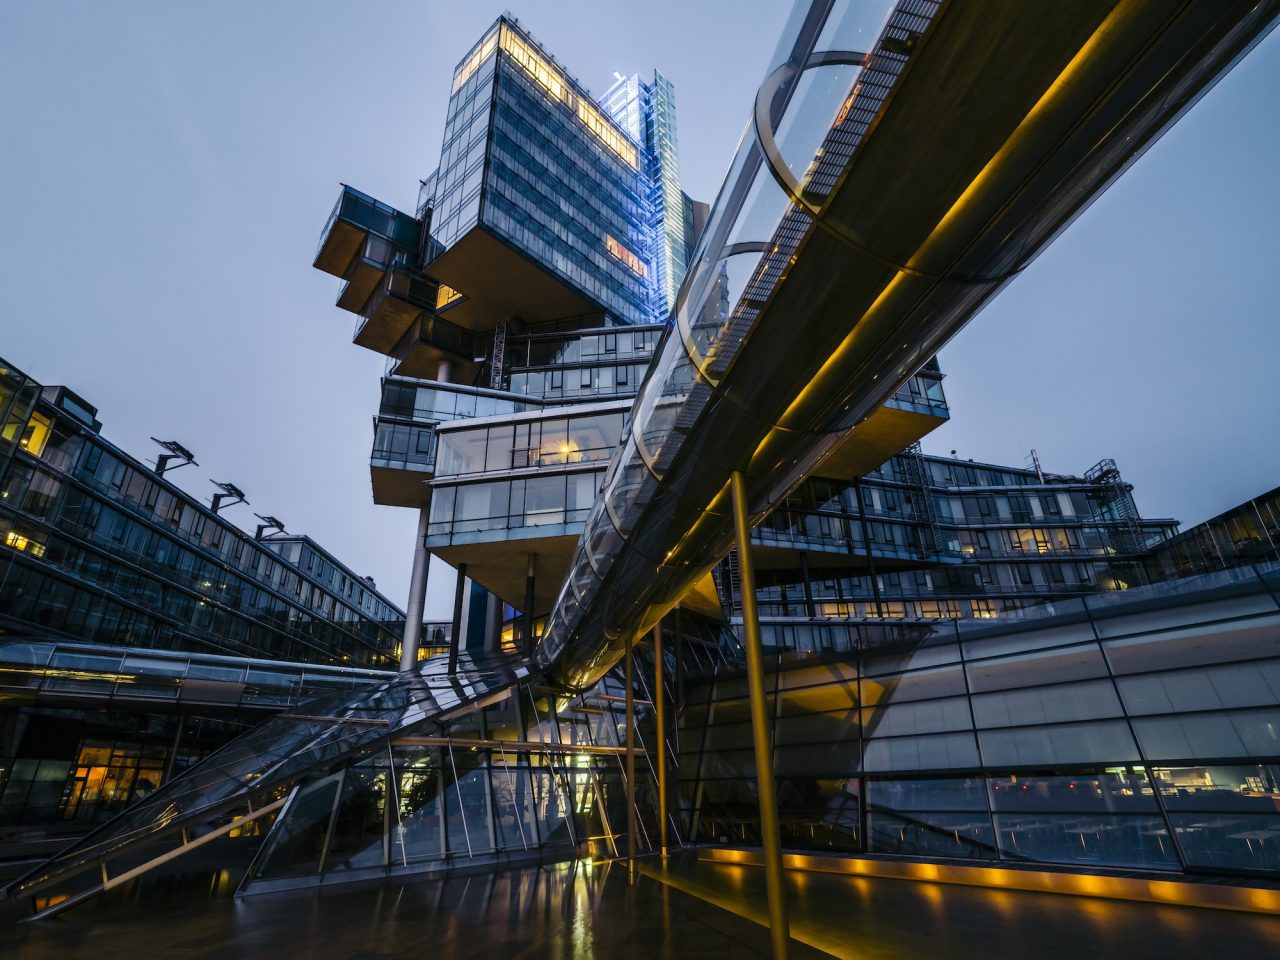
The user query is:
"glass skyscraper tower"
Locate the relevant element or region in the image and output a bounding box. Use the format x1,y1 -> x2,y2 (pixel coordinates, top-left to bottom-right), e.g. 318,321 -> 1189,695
602,69 -> 696,316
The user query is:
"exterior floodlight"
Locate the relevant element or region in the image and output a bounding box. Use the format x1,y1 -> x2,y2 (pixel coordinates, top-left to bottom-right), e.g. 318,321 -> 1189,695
211,481 -> 249,514
253,514 -> 286,540
150,438 -> 198,477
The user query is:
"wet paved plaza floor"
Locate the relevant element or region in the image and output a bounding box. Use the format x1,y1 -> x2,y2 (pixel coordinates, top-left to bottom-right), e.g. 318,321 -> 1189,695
0,858 -> 826,960
3,853 -> 1279,959
644,858 -> 1280,959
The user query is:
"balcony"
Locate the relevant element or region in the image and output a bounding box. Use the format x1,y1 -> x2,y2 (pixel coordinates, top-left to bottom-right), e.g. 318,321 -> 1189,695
316,185 -> 422,326
369,417 -> 437,507
816,371 -> 950,479
353,267 -> 439,354
334,235 -> 414,315
388,314 -> 482,380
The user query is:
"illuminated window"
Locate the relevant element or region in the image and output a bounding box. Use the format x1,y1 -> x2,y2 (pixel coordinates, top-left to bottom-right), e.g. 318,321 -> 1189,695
606,235 -> 646,276
496,23 -> 638,169
499,24 -> 564,102
5,529 -> 47,558
452,28 -> 499,92
436,283 -> 463,310
971,599 -> 998,619
19,411 -> 51,457
577,100 -> 639,168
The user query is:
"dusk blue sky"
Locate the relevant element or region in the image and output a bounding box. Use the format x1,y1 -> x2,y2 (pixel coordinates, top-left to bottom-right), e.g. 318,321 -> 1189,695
2,3 -> 1277,615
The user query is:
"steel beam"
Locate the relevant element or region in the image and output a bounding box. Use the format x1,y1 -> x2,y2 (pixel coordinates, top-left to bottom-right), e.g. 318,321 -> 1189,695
731,470 -> 789,959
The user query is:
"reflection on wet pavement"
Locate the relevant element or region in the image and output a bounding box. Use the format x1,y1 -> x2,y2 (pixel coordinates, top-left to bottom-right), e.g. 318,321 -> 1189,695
0,857 -> 825,960
645,858 -> 1280,959
8,851 -> 1279,959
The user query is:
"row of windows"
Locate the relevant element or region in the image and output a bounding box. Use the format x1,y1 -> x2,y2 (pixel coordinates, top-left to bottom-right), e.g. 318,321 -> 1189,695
435,410 -> 625,477
745,562 -> 1127,618
0,555 -> 392,667
379,380 -> 532,424
1,456 -> 398,664
507,362 -> 648,401
14,427 -> 397,625
680,766 -> 1280,874
756,509 -> 1131,561
506,326 -> 661,368
427,472 -> 602,540
797,475 -> 1101,523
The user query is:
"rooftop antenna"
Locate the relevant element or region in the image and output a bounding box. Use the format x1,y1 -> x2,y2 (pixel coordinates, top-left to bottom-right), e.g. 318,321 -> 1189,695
253,514 -> 287,540
150,438 -> 197,478
210,481 -> 249,514
1028,448 -> 1045,484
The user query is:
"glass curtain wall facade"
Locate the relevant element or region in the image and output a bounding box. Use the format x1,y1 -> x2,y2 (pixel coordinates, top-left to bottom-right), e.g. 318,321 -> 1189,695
678,563 -> 1280,878
603,69 -> 689,317
0,371 -> 405,668
1142,485 -> 1280,581
742,451 -> 1178,622
435,20 -> 658,325
238,662 -> 684,893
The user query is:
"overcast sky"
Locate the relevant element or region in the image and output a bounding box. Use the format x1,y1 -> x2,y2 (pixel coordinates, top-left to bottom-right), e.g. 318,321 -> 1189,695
2,3 -> 1277,616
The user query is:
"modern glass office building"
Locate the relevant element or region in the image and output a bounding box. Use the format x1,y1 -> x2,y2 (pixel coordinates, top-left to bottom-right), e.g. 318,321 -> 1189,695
7,0 -> 1280,928
1142,485 -> 1280,581
0,360 -> 405,668
0,357 -> 416,830
428,18 -> 660,328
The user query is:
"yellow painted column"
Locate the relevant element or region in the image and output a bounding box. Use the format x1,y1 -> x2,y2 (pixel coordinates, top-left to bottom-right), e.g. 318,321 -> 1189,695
730,470 -> 789,959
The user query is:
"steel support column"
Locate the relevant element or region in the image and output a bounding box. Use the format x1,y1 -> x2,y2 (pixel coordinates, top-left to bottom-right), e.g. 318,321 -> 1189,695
447,563 -> 467,674
524,553 -> 537,658
625,637 -> 637,886
653,622 -> 668,859
400,504 -> 432,672
730,470 -> 789,959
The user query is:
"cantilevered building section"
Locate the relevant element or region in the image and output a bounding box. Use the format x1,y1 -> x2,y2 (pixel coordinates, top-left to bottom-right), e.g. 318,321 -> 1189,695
313,15 -> 951,668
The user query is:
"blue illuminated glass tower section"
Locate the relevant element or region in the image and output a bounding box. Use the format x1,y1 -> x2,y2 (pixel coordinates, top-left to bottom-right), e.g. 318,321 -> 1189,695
603,69 -> 690,317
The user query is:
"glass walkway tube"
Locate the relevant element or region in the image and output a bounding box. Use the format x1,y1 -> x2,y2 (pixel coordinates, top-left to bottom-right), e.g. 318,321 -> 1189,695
731,470 -> 789,959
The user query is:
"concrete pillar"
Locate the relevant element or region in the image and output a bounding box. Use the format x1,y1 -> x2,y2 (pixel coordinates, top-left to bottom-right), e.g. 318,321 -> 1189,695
436,359 -> 453,383
447,563 -> 467,674
399,505 -> 431,672
523,553 -> 537,657
486,591 -> 503,653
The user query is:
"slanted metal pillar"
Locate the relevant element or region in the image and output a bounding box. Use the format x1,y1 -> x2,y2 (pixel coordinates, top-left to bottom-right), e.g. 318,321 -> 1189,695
798,550 -> 816,618
400,504 -> 431,672
730,470 -> 789,959
653,622 -> 668,859
447,563 -> 467,674
524,553 -> 537,658
625,637 -> 637,886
